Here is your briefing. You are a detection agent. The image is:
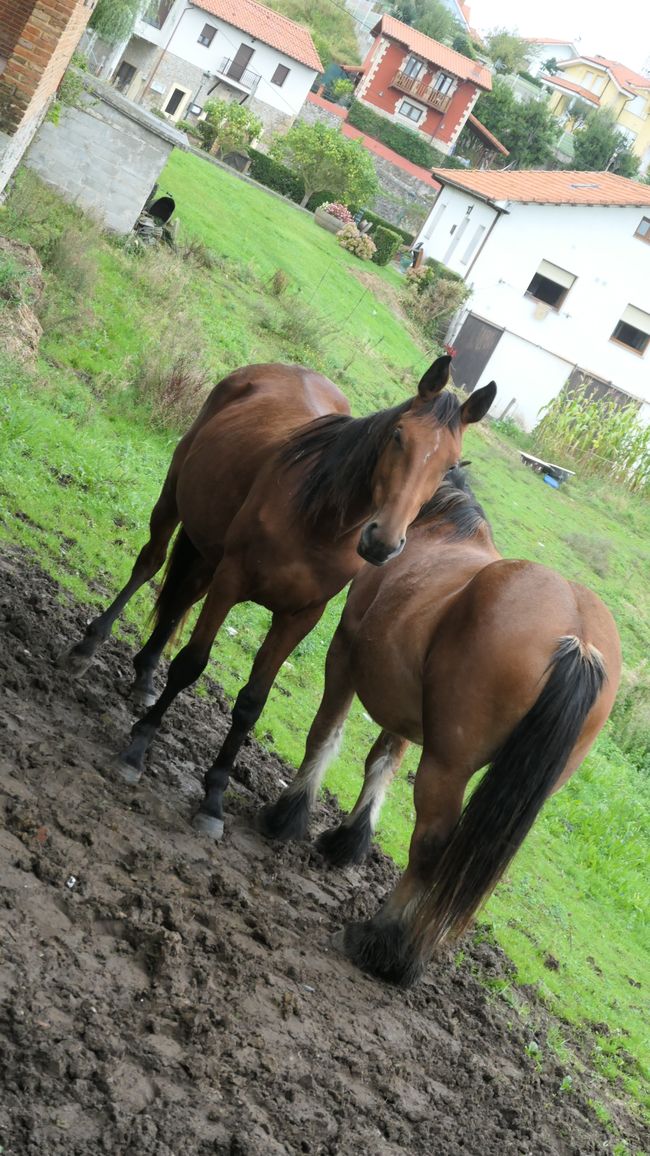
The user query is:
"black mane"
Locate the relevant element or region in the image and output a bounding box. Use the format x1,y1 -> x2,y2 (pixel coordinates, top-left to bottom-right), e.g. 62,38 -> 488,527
281,391 -> 463,526
415,465 -> 492,541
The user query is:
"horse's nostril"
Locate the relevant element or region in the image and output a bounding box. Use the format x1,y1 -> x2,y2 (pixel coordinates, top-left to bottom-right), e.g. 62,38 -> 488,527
368,521 -> 378,534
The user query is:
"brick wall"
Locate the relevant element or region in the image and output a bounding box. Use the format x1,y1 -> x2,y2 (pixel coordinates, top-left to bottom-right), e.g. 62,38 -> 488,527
0,0 -> 35,60
0,0 -> 95,136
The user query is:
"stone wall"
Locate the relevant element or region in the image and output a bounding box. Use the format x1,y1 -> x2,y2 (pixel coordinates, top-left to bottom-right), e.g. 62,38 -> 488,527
24,77 -> 188,233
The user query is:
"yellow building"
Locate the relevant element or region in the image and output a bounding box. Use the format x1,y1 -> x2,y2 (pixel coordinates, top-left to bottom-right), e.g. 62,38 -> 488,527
541,55 -> 650,173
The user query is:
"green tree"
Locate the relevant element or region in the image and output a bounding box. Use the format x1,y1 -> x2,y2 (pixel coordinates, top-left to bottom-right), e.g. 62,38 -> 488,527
392,0 -> 462,45
474,78 -> 561,167
452,32 -> 477,59
89,0 -> 141,45
269,122 -> 378,208
573,109 -> 640,178
543,56 -> 559,75
485,28 -> 531,74
180,99 -> 262,156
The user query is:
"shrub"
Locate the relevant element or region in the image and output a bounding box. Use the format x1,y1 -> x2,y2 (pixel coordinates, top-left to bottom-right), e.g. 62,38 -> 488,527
318,201 -> 354,224
402,264 -> 470,341
305,190 -> 338,211
336,223 -> 377,260
247,147 -> 304,202
134,354 -> 210,430
348,100 -> 438,167
371,224 -> 402,266
362,210 -> 414,245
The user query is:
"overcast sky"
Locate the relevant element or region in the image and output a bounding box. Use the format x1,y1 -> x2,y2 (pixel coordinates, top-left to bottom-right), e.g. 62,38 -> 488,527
468,0 -> 650,72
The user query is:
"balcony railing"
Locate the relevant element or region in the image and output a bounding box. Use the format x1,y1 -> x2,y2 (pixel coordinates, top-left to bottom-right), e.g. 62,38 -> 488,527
391,70 -> 453,113
216,57 -> 261,92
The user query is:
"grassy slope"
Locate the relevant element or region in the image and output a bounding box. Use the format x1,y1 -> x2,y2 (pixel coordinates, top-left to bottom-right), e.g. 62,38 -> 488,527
264,0 -> 360,69
0,153 -> 648,1123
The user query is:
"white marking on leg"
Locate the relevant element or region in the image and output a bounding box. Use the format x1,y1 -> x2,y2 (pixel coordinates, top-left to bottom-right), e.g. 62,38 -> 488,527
347,742 -> 400,832
286,723 -> 345,807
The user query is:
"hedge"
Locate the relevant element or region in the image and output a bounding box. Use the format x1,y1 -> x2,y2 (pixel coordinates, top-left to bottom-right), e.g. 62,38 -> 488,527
347,100 -> 437,168
371,224 -> 402,266
362,209 -> 414,245
247,147 -> 304,202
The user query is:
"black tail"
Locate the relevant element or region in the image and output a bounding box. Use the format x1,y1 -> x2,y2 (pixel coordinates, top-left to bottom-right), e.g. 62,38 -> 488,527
150,527 -> 200,646
412,636 -> 606,959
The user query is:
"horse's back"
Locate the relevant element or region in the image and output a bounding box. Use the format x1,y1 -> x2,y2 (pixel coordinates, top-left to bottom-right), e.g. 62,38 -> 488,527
174,364 -> 349,563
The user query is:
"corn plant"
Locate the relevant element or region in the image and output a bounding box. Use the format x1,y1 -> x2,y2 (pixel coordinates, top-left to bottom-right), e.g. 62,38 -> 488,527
533,382 -> 650,493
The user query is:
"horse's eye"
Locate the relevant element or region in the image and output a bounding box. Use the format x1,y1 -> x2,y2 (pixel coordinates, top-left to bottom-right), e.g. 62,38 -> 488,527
392,428 -> 403,446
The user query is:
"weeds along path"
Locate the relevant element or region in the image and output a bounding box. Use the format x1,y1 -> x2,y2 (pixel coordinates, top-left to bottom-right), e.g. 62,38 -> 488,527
0,545 -> 647,1156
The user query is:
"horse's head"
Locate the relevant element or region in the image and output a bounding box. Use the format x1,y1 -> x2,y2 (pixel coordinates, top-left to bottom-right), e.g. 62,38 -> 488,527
358,356 -> 496,566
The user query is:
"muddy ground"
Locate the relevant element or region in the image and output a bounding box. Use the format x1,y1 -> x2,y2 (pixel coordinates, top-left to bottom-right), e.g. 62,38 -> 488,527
0,546 -> 645,1156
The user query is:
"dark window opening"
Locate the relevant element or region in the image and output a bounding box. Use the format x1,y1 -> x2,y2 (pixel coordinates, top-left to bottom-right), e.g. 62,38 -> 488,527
611,320 -> 649,354
434,72 -> 454,94
271,63 -> 290,86
635,216 -> 650,242
198,23 -> 216,46
165,87 -> 186,115
403,55 -> 424,78
526,273 -> 569,308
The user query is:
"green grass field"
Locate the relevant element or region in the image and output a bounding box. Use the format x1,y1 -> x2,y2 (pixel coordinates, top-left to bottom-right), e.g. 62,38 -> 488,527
0,154 -> 648,1130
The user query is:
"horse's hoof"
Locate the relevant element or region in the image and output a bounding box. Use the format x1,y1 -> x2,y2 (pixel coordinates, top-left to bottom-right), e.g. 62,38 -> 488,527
114,757 -> 143,785
329,929 -> 346,954
132,688 -> 157,712
59,645 -> 93,678
192,812 -> 225,841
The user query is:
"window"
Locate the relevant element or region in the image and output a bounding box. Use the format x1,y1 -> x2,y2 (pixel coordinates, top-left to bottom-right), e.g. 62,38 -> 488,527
611,305 -> 650,354
627,93 -> 646,117
198,23 -> 216,46
583,70 -> 594,88
271,63 -> 290,86
398,100 -> 424,123
635,217 -> 650,243
403,55 -> 424,78
433,72 -> 454,94
618,126 -> 637,147
143,0 -> 173,28
165,87 -> 187,116
526,259 -> 576,309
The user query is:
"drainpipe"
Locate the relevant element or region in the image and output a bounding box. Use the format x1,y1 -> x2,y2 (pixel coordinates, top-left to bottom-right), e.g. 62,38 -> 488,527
140,3 -> 193,104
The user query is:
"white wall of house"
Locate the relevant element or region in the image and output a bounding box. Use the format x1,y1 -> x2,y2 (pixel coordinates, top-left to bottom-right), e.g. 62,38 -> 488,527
418,186 -> 650,427
527,43 -> 577,77
133,2 -> 318,117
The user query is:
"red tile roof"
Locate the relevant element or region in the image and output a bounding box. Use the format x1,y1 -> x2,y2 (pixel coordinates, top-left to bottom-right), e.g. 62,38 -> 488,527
561,54 -> 650,93
430,168 -> 650,207
467,114 -> 509,155
541,74 -> 600,105
371,14 -> 492,90
194,0 -> 323,71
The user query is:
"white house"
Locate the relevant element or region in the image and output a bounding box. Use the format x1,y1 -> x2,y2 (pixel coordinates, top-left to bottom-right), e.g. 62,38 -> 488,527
415,168 -> 650,429
96,0 -> 322,140
526,38 -> 579,77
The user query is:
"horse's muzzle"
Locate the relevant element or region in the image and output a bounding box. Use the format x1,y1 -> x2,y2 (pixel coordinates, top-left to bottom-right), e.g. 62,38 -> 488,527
357,523 -> 406,567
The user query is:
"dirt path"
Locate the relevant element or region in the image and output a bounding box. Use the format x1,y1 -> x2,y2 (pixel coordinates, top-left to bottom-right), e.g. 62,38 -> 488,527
0,547 -> 644,1156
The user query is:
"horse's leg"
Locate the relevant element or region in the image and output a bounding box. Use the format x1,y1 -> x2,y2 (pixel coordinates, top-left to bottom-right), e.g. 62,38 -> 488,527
115,561 -> 242,785
342,749 -> 465,986
256,624 -> 355,843
194,604 -> 326,840
62,475 -> 179,677
131,553 -> 215,710
316,731 -> 409,866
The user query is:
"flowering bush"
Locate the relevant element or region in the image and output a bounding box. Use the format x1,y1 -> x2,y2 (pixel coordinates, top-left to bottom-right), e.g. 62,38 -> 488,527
319,201 -> 354,224
336,222 -> 377,261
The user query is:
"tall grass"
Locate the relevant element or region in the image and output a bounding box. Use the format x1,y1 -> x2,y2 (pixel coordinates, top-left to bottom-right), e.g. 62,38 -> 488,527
534,383 -> 650,493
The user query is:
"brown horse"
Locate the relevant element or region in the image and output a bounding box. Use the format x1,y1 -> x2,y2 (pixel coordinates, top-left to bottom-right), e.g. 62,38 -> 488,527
258,467 -> 621,985
64,360 -> 496,840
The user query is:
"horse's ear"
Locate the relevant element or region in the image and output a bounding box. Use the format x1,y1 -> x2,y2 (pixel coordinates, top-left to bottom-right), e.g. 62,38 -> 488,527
460,381 -> 496,425
417,354 -> 452,399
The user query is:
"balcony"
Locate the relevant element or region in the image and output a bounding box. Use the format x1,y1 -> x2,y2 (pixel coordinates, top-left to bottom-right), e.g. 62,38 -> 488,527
214,57 -> 261,94
391,70 -> 453,113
